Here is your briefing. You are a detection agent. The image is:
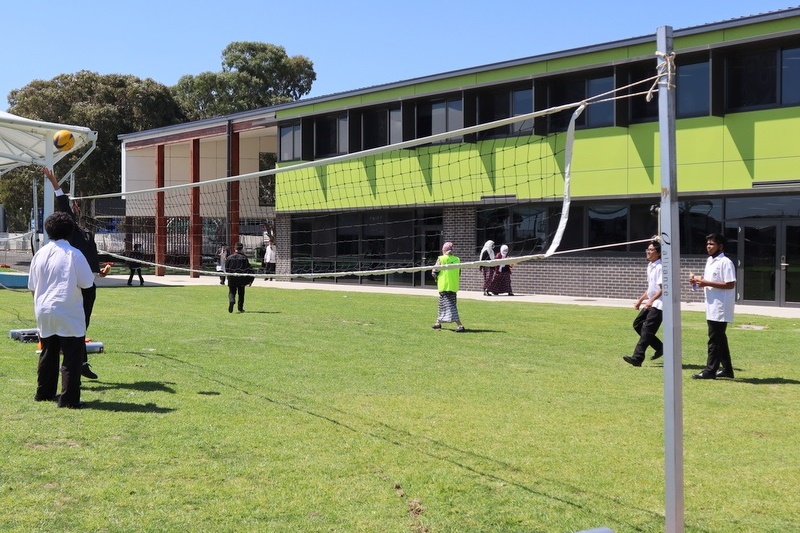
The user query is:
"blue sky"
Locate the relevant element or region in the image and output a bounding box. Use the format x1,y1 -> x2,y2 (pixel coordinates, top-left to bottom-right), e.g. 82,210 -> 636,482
2,1 -> 797,112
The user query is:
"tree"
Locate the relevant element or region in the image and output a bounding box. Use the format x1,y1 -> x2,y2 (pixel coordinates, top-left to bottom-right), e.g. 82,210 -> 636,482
172,42 -> 316,120
0,71 -> 186,231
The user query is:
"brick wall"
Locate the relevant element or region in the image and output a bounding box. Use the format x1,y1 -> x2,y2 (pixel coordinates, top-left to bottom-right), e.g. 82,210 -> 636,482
443,206 -> 708,303
274,213 -> 291,276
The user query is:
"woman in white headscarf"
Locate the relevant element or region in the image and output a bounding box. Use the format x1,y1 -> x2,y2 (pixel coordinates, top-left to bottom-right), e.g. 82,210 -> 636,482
488,244 -> 514,296
478,240 -> 495,296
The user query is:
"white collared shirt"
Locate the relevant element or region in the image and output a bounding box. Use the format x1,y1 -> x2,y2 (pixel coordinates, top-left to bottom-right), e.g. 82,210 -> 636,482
647,258 -> 663,310
703,252 -> 736,322
28,239 -> 95,337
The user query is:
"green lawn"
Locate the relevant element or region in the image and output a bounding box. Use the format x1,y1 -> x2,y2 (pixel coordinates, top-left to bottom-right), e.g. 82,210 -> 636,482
1,285 -> 799,532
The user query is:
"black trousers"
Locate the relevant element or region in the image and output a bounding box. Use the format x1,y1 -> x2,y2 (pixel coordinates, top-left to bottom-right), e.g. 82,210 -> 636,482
36,335 -> 84,406
128,267 -> 144,284
704,320 -> 732,373
80,284 -> 97,365
631,306 -> 663,362
228,285 -> 246,310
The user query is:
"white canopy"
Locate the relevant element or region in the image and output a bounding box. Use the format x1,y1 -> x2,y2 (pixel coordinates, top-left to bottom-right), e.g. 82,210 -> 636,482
0,111 -> 96,176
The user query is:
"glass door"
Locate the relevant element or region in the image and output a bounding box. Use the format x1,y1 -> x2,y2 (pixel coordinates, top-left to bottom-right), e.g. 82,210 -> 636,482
738,220 -> 800,306
740,222 -> 777,304
782,222 -> 800,306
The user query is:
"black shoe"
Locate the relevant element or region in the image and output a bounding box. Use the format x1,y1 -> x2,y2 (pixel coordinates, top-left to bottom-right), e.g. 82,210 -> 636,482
126,282 -> 132,286
431,323 -> 441,330
692,372 -> 716,380
238,308 -> 244,313
455,326 -> 465,333
228,302 -> 234,313
82,363 -> 98,380
651,351 -> 663,361
58,401 -> 86,409
34,394 -> 57,402
623,356 -> 642,367
508,292 -> 514,296
716,368 -> 735,379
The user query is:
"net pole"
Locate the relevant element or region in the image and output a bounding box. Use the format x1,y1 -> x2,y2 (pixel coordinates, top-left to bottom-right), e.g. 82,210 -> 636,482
657,26 -> 684,533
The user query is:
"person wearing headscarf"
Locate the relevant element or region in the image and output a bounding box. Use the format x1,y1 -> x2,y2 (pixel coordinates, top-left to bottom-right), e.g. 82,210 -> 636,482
431,242 -> 465,332
479,240 -> 495,296
488,244 -> 514,296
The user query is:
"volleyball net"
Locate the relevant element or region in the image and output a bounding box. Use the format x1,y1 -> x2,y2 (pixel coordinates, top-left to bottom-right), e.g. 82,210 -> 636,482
75,72 -> 663,281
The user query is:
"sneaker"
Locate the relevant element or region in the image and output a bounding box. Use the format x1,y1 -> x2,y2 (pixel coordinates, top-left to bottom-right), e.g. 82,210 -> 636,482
455,326 -> 466,333
228,302 -> 234,313
431,323 -> 442,330
81,363 -> 98,380
651,350 -> 663,361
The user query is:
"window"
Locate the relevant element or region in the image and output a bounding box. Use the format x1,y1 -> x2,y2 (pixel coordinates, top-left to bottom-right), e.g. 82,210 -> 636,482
677,61 -> 710,117
362,106 -> 402,149
279,122 -> 301,161
587,204 -> 627,248
726,48 -> 777,110
629,64 -> 658,123
679,199 -> 722,254
511,88 -> 534,133
476,85 -> 531,138
315,114 -> 348,157
258,152 -> 276,207
586,76 -> 614,127
549,73 -> 614,131
476,205 -> 552,254
781,47 -> 800,105
417,96 -> 463,141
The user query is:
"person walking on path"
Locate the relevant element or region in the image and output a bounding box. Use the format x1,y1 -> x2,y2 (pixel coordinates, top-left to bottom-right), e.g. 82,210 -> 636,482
127,243 -> 145,286
623,239 -> 664,367
431,242 -> 465,332
262,237 -> 277,281
29,212 -> 95,408
217,244 -> 229,285
691,233 -> 737,380
225,242 -> 255,313
487,244 -> 514,296
479,240 -> 495,296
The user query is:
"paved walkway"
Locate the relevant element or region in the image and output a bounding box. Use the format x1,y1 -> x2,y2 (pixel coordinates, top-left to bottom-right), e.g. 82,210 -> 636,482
4,249 -> 799,319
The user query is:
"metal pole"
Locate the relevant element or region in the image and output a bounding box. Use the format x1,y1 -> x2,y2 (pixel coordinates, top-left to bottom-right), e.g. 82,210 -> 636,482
657,26 -> 684,533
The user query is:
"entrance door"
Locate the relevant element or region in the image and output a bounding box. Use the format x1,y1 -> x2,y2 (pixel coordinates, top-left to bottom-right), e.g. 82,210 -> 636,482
738,221 -> 800,306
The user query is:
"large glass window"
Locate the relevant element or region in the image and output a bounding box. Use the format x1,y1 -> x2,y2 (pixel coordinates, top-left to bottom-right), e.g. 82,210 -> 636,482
586,76 -> 614,127
677,61 -> 710,117
727,48 -> 778,110
315,115 -> 347,157
279,122 -> 301,161
476,205 -> 552,255
781,47 -> 800,105
726,195 -> 800,219
417,96 -> 462,141
629,64 -> 658,123
587,204 -> 627,248
679,199 -> 723,254
511,88 -> 534,133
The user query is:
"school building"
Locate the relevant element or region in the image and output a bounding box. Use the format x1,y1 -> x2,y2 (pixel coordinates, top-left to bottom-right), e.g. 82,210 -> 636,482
119,7 -> 800,308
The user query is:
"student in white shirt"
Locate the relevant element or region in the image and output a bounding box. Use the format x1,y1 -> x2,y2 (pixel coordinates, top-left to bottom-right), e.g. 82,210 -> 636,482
29,211 -> 95,408
623,239 -> 664,367
690,233 -> 737,380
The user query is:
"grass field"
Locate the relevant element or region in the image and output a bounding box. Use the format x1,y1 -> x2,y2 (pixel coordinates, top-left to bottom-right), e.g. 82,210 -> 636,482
1,283 -> 799,532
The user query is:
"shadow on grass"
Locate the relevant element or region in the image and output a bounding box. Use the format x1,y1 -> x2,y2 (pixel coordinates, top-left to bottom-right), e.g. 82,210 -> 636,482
84,381 -> 176,394
81,400 -> 175,413
736,377 -> 800,385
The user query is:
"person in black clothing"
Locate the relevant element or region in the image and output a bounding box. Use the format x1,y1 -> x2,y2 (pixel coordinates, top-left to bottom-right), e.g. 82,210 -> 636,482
224,242 -> 255,313
42,167 -> 107,379
127,243 -> 145,286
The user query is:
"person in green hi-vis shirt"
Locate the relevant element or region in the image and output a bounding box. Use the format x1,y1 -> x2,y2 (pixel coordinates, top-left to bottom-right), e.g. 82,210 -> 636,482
431,241 -> 466,332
